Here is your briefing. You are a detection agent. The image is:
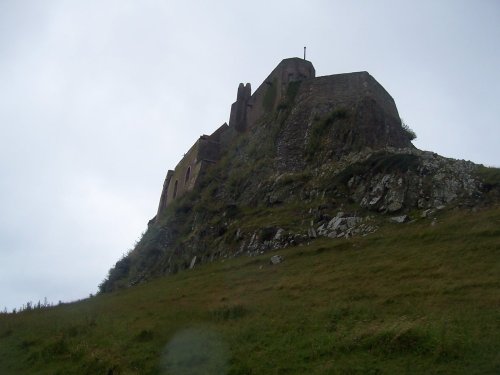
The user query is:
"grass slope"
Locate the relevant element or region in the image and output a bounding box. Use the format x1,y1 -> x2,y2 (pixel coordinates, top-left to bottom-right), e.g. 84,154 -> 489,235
1,207 -> 499,374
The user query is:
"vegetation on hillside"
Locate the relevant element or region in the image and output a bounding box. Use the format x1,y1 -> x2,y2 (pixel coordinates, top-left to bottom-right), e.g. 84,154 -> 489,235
332,152 -> 421,186
97,81 -> 496,297
401,118 -> 417,141
477,165 -> 500,191
1,206 -> 499,374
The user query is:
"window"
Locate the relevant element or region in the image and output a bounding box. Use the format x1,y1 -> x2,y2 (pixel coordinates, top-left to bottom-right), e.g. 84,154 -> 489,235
185,166 -> 191,184
173,180 -> 178,199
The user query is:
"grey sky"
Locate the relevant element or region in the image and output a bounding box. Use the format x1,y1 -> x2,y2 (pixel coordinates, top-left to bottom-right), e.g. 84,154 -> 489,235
1,0 -> 499,310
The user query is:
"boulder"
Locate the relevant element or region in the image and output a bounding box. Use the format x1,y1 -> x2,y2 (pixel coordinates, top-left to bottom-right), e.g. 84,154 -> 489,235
274,228 -> 286,241
421,209 -> 434,218
235,228 -> 243,241
390,215 -> 410,223
189,256 -> 197,269
270,255 -> 284,265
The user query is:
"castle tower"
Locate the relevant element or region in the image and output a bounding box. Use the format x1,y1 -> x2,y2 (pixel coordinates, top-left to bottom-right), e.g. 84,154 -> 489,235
230,58 -> 316,131
229,83 -> 251,132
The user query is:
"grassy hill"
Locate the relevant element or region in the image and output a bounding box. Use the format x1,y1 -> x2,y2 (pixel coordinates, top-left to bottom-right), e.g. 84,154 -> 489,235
1,205 -> 499,374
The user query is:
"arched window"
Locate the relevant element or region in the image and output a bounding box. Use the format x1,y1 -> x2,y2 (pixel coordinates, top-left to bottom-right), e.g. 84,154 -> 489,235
173,180 -> 178,199
185,166 -> 191,184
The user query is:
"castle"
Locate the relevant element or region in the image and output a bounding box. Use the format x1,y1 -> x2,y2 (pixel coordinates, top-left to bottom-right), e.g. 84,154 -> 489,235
100,57 -> 491,295
155,57 -> 407,219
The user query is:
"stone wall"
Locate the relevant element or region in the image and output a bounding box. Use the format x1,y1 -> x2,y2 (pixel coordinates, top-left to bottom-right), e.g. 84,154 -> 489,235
304,72 -> 400,122
156,124 -> 228,216
275,71 -> 411,171
228,58 -> 315,133
156,170 -> 174,217
198,135 -> 221,162
229,84 -> 251,132
164,140 -> 201,205
246,58 -> 315,128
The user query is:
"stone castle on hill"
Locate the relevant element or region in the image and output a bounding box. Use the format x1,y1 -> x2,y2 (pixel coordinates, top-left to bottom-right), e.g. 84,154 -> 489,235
155,57 -> 410,220
101,57 -> 492,293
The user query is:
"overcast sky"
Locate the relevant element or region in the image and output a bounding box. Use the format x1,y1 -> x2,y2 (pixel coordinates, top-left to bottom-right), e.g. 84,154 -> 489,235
1,0 -> 499,311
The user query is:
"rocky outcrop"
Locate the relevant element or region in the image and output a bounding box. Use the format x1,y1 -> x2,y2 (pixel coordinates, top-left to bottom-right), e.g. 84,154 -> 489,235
225,211 -> 378,259
100,138 -> 496,293
316,212 -> 377,238
342,149 -> 483,212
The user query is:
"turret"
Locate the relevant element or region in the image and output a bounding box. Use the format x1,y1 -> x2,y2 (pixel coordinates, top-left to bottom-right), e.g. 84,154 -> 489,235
229,83 -> 251,132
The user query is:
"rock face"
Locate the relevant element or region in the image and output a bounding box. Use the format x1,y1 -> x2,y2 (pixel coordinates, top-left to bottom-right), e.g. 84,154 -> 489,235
346,149 -> 482,212
316,212 -> 372,239
99,57 -> 499,293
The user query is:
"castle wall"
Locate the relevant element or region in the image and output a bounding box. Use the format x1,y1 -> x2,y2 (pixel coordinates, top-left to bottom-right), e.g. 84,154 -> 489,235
164,141 -> 200,206
157,125 -> 227,213
274,71 -> 411,172
229,84 -> 251,132
228,58 -> 315,132
156,58 -> 410,217
246,58 -> 315,128
210,122 -> 236,157
209,123 -> 229,143
198,136 -> 221,162
304,71 -> 400,122
156,170 -> 174,217
308,72 -> 406,148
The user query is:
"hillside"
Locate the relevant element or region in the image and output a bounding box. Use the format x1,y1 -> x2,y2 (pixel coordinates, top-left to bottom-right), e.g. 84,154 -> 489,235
0,206 -> 499,374
1,57 -> 499,374
98,58 -> 499,293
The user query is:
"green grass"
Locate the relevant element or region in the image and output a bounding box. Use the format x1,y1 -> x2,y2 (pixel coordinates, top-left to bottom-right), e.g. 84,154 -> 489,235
477,165 -> 500,191
1,206 -> 499,374
337,152 -> 420,184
